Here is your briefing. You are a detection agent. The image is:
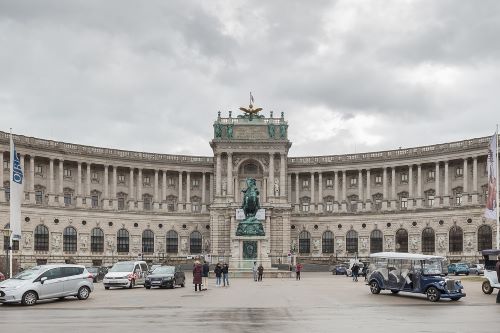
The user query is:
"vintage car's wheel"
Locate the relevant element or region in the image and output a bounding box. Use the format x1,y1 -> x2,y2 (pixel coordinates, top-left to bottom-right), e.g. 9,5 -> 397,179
21,291 -> 38,306
77,286 -> 90,300
390,290 -> 399,294
426,287 -> 441,302
482,281 -> 494,294
369,281 -> 381,294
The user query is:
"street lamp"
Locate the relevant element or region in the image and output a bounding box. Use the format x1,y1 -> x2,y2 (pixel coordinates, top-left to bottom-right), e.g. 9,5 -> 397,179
3,228 -> 12,278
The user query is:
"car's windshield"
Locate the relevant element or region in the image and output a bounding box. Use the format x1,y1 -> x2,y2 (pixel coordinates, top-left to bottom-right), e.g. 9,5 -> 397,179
86,267 -> 98,273
12,267 -> 44,280
152,266 -> 175,274
422,259 -> 444,275
109,263 -> 134,272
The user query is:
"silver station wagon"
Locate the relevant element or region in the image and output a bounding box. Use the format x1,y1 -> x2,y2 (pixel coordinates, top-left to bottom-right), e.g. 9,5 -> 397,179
0,264 -> 94,306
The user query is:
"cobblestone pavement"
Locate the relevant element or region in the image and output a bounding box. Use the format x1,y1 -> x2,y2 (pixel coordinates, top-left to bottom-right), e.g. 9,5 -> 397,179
1,273 -> 499,333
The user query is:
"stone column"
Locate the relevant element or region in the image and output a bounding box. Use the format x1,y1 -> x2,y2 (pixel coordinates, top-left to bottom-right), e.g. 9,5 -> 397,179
186,171 -> 191,211
280,153 -> 286,198
408,165 -> 413,209
216,154 -> 221,196
463,158 -> 468,204
382,167 -> 388,210
416,164 -> 422,208
86,163 -> 91,207
112,165 -> 118,210
318,172 -> 323,213
201,172 -> 207,212
472,157 -> 478,204
49,159 -> 54,205
0,152 -> 3,202
435,162 -> 440,206
76,162 -> 82,207
58,159 -> 64,206
295,173 -> 300,212
137,168 -> 143,210
268,153 -> 274,198
162,170 -> 167,209
357,169 -> 363,211
20,155 -> 25,197
310,172 -> 315,212
334,171 -> 339,212
365,169 -> 372,211
443,161 -> 450,206
103,165 -> 109,198
341,171 -> 347,212
129,168 -> 134,210
288,173 -> 292,203
178,171 -> 183,211
154,169 -> 159,210
227,153 -> 233,198
209,173 -> 213,203
29,156 -> 35,203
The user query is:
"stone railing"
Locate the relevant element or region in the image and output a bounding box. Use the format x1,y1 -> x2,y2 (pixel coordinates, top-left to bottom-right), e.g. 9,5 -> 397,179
217,117 -> 286,125
0,131 -> 213,165
288,136 -> 497,166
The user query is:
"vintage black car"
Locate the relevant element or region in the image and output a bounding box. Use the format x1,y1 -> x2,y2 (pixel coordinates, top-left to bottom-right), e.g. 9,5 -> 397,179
144,266 -> 185,289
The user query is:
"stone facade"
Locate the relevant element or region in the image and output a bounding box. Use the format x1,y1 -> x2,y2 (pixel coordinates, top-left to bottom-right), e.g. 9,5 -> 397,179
0,111 -> 498,268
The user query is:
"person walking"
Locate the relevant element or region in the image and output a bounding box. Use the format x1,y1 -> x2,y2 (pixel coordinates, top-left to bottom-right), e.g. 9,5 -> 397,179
352,262 -> 360,282
202,261 -> 210,290
496,255 -> 500,304
362,264 -> 368,282
295,262 -> 303,281
258,263 -> 264,282
222,263 -> 230,287
214,262 -> 223,287
252,261 -> 258,282
193,261 -> 202,292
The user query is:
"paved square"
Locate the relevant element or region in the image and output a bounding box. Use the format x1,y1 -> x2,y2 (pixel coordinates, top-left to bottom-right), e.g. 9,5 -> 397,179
1,273 -> 498,333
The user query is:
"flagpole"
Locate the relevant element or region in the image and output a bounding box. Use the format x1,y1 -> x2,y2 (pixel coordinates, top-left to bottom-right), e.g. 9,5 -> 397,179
9,128 -> 13,278
496,125 -> 499,249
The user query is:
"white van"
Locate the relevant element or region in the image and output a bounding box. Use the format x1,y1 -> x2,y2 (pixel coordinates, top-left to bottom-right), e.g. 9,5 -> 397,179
103,261 -> 148,289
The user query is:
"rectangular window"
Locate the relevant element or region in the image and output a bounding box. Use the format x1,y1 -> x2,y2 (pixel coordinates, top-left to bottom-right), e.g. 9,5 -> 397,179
375,175 -> 382,184
143,197 -> 152,210
456,167 -> 463,177
192,202 -> 200,212
118,197 -> 125,210
455,194 -> 462,206
167,203 -> 175,212
302,180 -> 309,189
326,201 -> 333,212
427,195 -> 434,207
118,175 -> 125,183
35,165 -> 43,174
64,194 -> 72,206
143,176 -> 150,185
91,195 -> 99,208
168,177 -> 175,186
3,237 -> 19,251
401,198 -> 408,209
91,172 -> 98,180
3,160 -> 9,169
350,177 -> 357,186
302,202 -> 309,212
192,179 -> 199,187
63,169 -> 72,177
326,178 -> 333,188
428,170 -> 435,180
35,191 -> 43,204
375,199 -> 382,211
401,173 -> 408,183
5,188 -> 10,202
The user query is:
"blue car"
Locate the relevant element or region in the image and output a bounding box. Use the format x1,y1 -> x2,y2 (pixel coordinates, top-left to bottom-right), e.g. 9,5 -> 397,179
333,265 -> 348,275
367,252 -> 466,302
448,263 -> 469,276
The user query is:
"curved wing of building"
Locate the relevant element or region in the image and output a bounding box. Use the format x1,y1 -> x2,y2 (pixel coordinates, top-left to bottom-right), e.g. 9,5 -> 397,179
0,112 -> 498,270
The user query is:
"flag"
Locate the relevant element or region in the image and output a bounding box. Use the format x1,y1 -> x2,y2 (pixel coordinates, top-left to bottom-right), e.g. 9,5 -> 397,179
250,92 -> 254,104
485,131 -> 498,219
9,133 -> 23,241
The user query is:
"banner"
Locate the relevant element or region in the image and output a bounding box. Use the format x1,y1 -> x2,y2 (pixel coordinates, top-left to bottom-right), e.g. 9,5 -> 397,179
9,133 -> 23,241
485,131 -> 498,219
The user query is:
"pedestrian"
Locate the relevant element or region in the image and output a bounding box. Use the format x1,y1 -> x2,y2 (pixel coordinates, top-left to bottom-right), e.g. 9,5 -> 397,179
362,264 -> 368,282
222,263 -> 230,287
252,261 -> 258,282
295,262 -> 303,281
496,255 -> 500,304
352,262 -> 360,282
214,262 -> 223,287
202,260 -> 210,290
258,263 -> 264,281
193,260 -> 202,292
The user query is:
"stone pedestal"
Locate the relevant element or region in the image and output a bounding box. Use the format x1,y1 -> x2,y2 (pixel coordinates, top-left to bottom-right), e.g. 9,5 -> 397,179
357,202 -> 363,212
365,201 -> 372,211
381,200 -> 388,211
471,193 -> 478,205
76,196 -> 83,208
442,196 -> 450,207
341,202 -> 347,212
230,236 -> 272,269
415,197 -> 423,208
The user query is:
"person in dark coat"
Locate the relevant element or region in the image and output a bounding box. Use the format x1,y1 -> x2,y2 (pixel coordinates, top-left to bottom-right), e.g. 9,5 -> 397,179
222,263 -> 229,287
258,264 -> 264,281
362,264 -> 368,281
193,261 -> 203,292
496,255 -> 500,304
202,261 -> 210,290
214,263 -> 223,287
295,262 -> 303,281
352,263 -> 360,282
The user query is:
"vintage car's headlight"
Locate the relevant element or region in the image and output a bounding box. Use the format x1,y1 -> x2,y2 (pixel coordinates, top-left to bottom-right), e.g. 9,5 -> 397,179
439,281 -> 446,286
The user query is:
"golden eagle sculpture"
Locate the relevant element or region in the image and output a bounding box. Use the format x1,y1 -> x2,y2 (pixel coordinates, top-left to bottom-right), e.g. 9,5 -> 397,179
238,92 -> 264,120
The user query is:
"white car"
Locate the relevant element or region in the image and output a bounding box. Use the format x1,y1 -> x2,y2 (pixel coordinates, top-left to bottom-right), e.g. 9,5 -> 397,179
103,261 -> 149,289
0,265 -> 94,306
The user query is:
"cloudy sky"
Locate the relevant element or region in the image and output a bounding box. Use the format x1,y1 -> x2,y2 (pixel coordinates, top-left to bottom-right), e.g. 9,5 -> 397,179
1,0 -> 499,157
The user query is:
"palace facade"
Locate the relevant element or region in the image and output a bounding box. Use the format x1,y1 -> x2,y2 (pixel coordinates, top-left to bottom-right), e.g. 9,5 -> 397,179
0,110 -> 498,269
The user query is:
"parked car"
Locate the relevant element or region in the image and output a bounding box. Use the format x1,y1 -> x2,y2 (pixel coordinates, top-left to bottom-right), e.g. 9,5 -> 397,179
103,261 -> 149,289
367,252 -> 465,302
448,263 -> 470,276
148,264 -> 161,274
346,262 -> 368,277
480,249 -> 500,295
468,263 -> 484,275
0,272 -> 5,281
86,266 -> 108,282
0,264 -> 94,306
332,264 -> 348,275
144,266 -> 185,289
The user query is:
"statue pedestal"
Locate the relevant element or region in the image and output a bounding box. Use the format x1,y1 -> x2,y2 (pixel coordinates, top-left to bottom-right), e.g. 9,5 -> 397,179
230,236 -> 272,269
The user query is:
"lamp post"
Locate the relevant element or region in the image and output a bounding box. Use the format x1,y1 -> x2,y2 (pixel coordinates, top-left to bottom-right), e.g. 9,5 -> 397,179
3,228 -> 12,278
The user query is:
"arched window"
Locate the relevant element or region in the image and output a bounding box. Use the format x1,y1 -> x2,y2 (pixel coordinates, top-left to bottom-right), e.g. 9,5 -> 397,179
190,231 -> 202,254
370,230 -> 383,253
396,229 -> 408,253
142,230 -> 155,254
421,227 -> 435,254
299,231 -> 311,254
166,230 -> 178,253
346,230 -> 358,254
117,228 -> 130,253
477,225 -> 492,251
3,224 -> 19,251
34,225 -> 49,251
449,226 -> 463,252
63,226 -> 77,252
91,228 -> 104,253
322,231 -> 334,253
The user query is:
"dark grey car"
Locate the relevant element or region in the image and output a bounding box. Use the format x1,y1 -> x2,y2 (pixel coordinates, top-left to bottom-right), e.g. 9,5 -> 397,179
144,266 -> 185,289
